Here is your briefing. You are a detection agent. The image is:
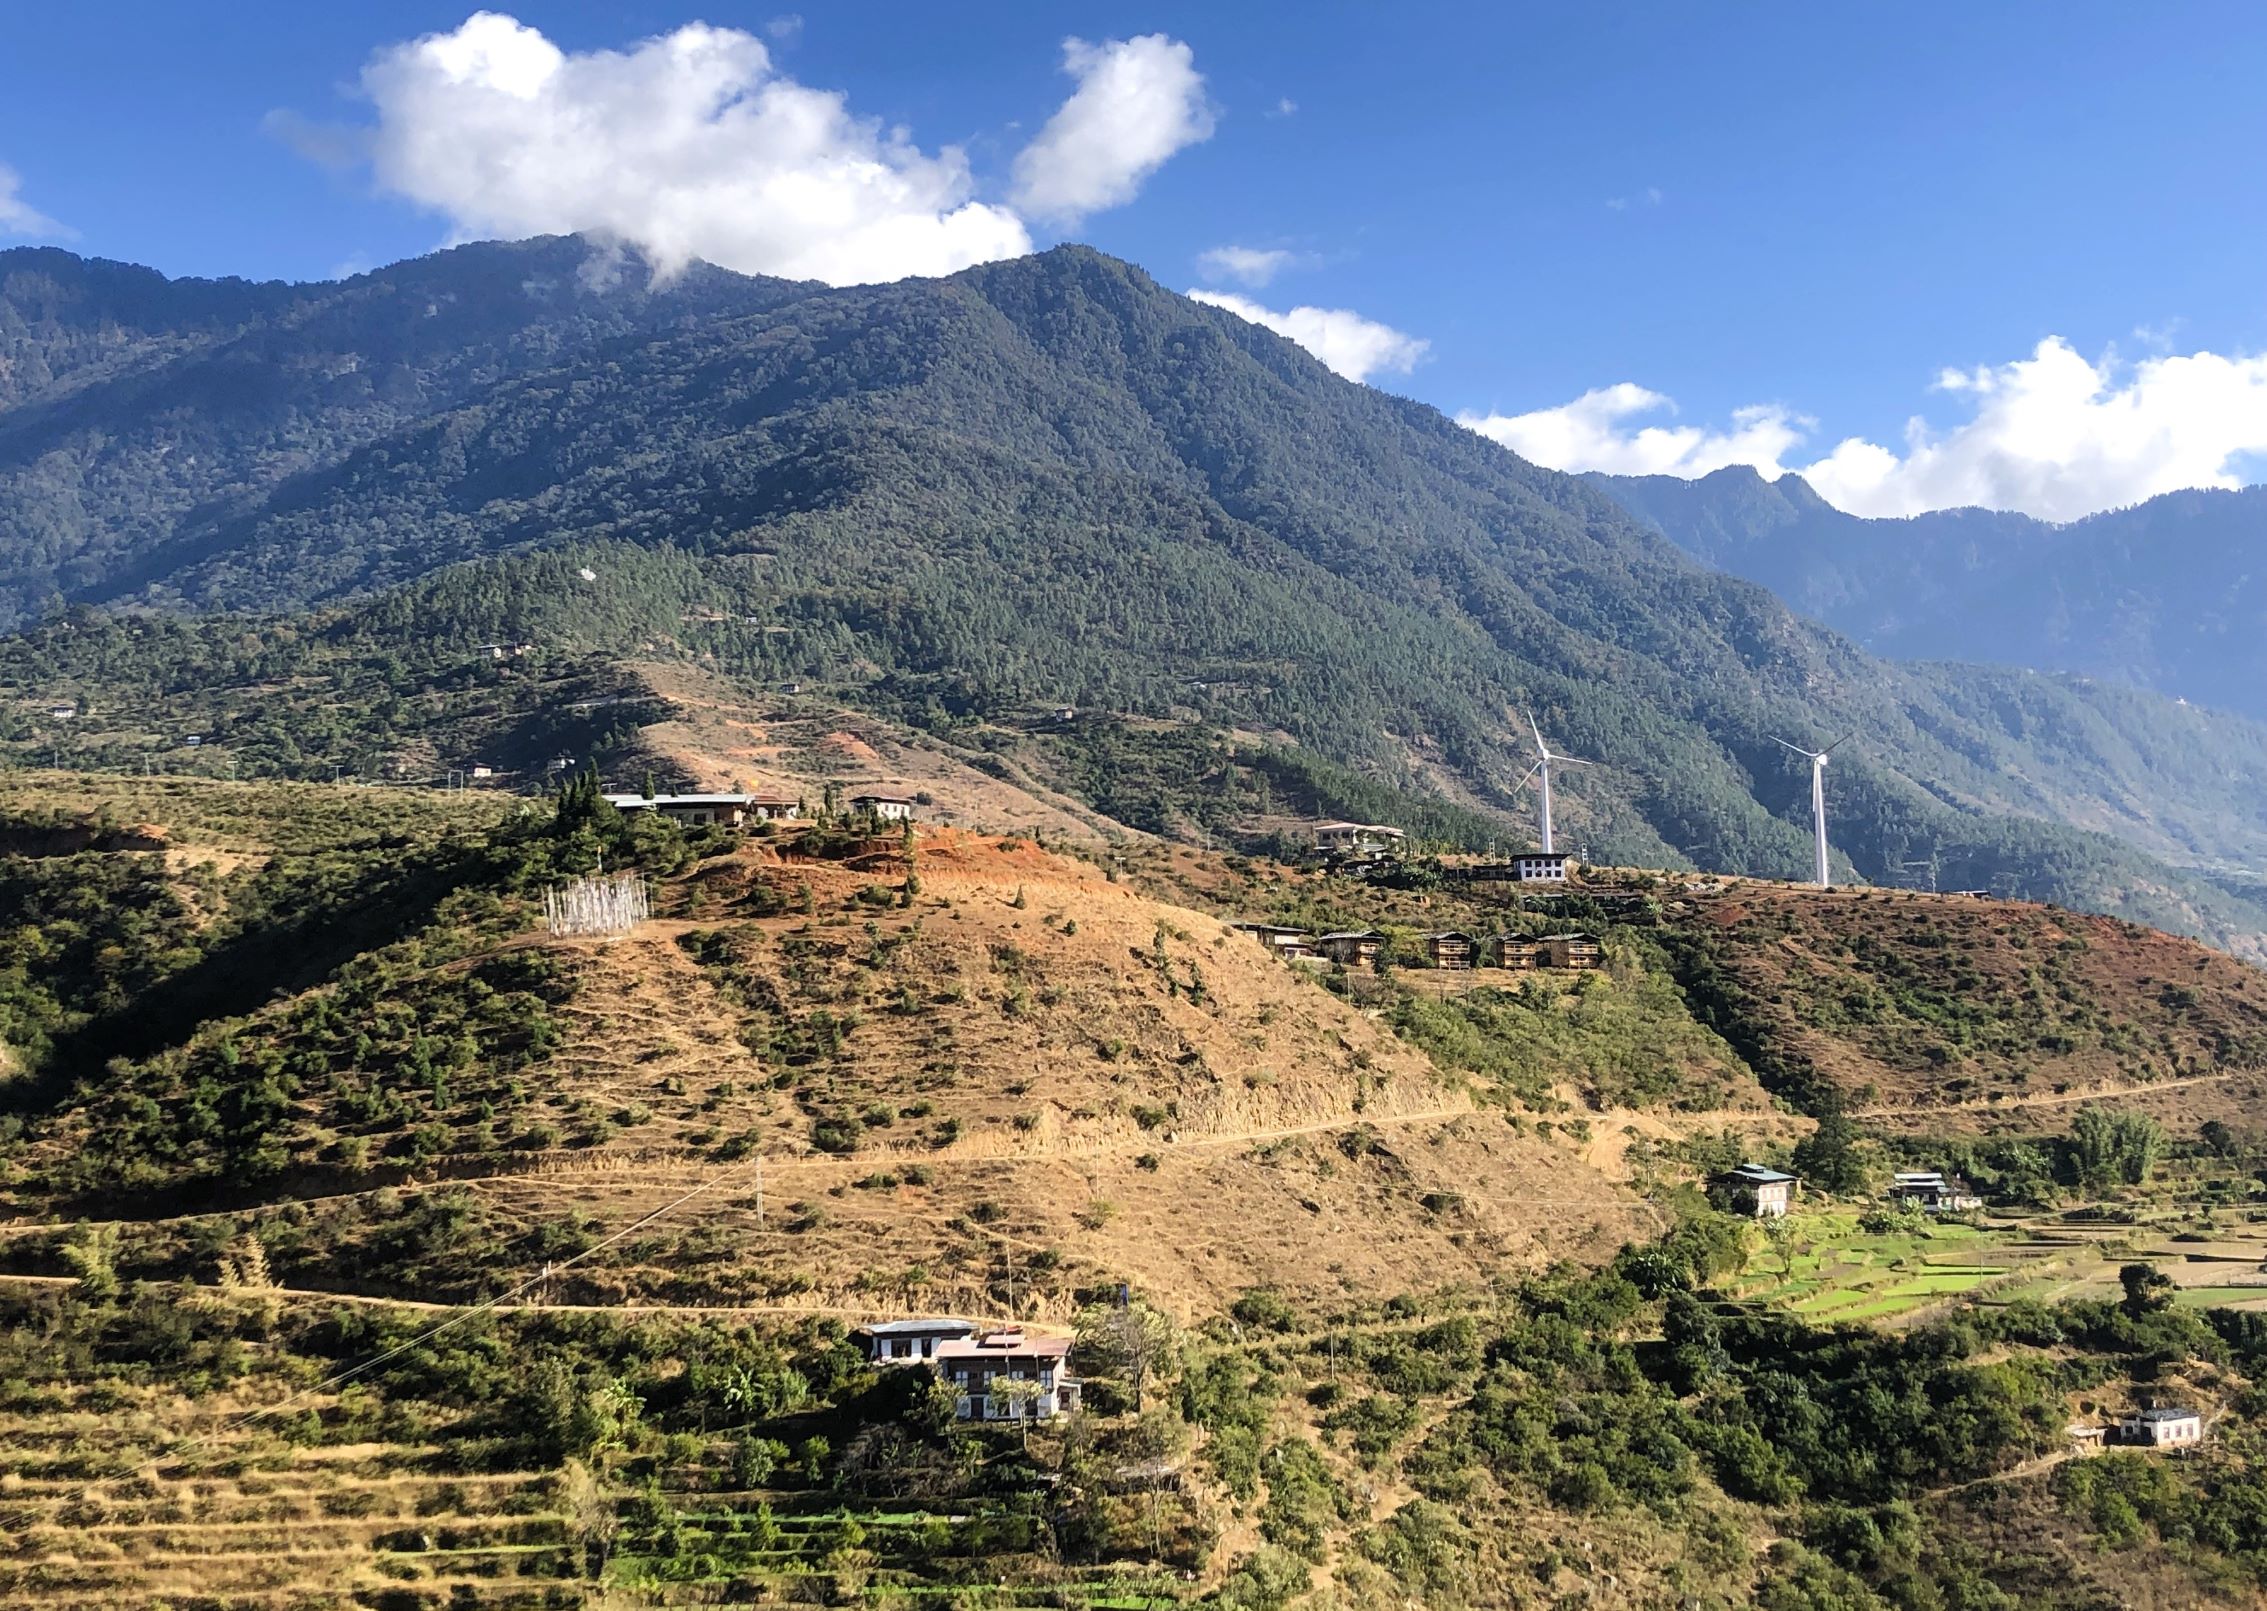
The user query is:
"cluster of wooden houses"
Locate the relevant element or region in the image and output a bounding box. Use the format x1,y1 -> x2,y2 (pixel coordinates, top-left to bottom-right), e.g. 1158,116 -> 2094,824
1233,923 -> 1602,973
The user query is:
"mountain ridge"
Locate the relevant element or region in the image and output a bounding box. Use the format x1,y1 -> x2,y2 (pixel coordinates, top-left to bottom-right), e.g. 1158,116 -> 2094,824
11,237 -> 2267,953
1595,463 -> 2267,720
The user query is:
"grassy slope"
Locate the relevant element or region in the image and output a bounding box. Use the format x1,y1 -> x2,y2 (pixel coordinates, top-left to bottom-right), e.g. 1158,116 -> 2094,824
1671,881 -> 2267,1129
10,781 -> 2267,1607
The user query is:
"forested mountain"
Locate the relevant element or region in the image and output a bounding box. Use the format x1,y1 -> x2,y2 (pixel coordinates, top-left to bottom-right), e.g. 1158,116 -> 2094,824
1596,465 -> 2267,721
9,237 -> 2267,949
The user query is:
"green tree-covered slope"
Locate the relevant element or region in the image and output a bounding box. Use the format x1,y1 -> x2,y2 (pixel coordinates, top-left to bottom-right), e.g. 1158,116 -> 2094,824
7,239 -> 2267,947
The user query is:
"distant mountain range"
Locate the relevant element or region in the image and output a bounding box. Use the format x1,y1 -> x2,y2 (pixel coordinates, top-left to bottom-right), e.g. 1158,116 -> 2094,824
1593,465 -> 2267,721
10,236 -> 2267,950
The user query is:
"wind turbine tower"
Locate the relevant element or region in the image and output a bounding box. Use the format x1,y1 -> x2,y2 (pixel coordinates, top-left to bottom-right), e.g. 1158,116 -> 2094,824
1775,734 -> 1852,888
1519,713 -> 1593,854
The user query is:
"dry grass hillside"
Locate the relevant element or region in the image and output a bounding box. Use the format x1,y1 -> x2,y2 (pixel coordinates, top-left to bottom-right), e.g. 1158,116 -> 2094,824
413,831 -> 1652,1320
1683,882 -> 2267,1133
621,661 -> 1135,842
0,803 -> 1649,1326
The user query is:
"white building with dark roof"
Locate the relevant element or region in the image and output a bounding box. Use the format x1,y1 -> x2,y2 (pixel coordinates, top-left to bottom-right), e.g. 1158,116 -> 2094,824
2119,1407 -> 2204,1447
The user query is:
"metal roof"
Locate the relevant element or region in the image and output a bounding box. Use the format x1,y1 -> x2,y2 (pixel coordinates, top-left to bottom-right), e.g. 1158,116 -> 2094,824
1726,1164 -> 1798,1184
856,1318 -> 977,1337
604,792 -> 766,808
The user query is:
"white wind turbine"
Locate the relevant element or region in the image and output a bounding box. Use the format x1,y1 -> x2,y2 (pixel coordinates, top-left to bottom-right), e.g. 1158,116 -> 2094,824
1518,713 -> 1592,854
1775,733 -> 1853,888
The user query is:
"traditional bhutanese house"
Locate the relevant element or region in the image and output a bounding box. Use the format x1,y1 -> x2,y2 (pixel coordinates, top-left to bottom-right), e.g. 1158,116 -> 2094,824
1314,931 -> 1386,969
854,1318 -> 977,1365
744,795 -> 799,822
933,1329 -> 1081,1421
849,792 -> 917,821
1232,923 -> 1318,962
604,792 -> 770,828
1422,930 -> 1476,970
1715,1162 -> 1799,1218
1541,932 -> 1603,970
1889,1170 -> 1984,1213
2119,1407 -> 2204,1447
1495,935 -> 1544,971
1313,821 -> 1405,859
1511,852 -> 1572,883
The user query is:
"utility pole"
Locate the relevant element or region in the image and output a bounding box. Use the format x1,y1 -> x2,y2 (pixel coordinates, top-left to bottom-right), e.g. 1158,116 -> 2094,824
754,1151 -> 763,1229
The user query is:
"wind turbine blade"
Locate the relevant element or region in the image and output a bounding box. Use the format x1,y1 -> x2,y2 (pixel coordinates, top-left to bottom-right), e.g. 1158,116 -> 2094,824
1821,731 -> 1857,756
1516,760 -> 1543,789
1556,756 -> 1597,767
1771,736 -> 1815,759
1526,710 -> 1546,753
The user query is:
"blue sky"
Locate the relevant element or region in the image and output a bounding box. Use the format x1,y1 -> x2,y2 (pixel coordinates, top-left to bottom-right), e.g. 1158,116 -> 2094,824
5,1 -> 2266,519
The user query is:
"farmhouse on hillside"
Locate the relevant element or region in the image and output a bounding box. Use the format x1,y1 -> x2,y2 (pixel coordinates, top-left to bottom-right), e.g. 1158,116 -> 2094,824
849,792 -> 917,822
1232,923 -> 1318,962
2119,1407 -> 2205,1447
1421,930 -> 1476,969
1715,1163 -> 1800,1219
1540,932 -> 1603,970
854,1318 -> 977,1365
1314,931 -> 1386,969
1890,1171 -> 1984,1213
603,792 -> 796,828
934,1329 -> 1081,1421
1510,852 -> 1572,883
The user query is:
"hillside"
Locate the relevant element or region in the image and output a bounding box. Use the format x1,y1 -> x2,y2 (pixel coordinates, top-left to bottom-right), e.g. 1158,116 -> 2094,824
1671,881 -> 2267,1135
1596,465 -> 2267,722
0,774 -> 1648,1316
10,777 -> 2267,1606
12,241 -> 2267,954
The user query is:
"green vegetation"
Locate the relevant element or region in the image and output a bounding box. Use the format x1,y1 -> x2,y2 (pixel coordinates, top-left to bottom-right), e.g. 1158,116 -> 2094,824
1380,941 -> 1754,1110
7,240 -> 2267,947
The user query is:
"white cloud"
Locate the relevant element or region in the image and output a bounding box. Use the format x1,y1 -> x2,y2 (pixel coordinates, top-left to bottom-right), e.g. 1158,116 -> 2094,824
766,14 -> 803,42
1603,187 -> 1662,212
1269,97 -> 1298,118
335,11 -> 1031,285
0,164 -> 70,240
1187,289 -> 1428,383
1196,245 -> 1296,287
1462,386 -> 1806,478
1463,338 -> 2267,521
1011,34 -> 1215,224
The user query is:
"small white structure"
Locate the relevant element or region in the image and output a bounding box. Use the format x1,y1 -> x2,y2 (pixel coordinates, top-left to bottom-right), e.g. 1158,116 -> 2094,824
47,705 -> 76,721
2120,1407 -> 2204,1447
1717,1163 -> 1799,1219
934,1329 -> 1081,1421
1511,852 -> 1572,884
849,793 -> 916,822
468,764 -> 495,780
856,1318 -> 976,1365
544,872 -> 650,938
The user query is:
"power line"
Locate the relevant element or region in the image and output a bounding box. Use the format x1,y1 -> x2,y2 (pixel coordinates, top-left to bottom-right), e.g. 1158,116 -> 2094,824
178,1149 -> 769,1457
